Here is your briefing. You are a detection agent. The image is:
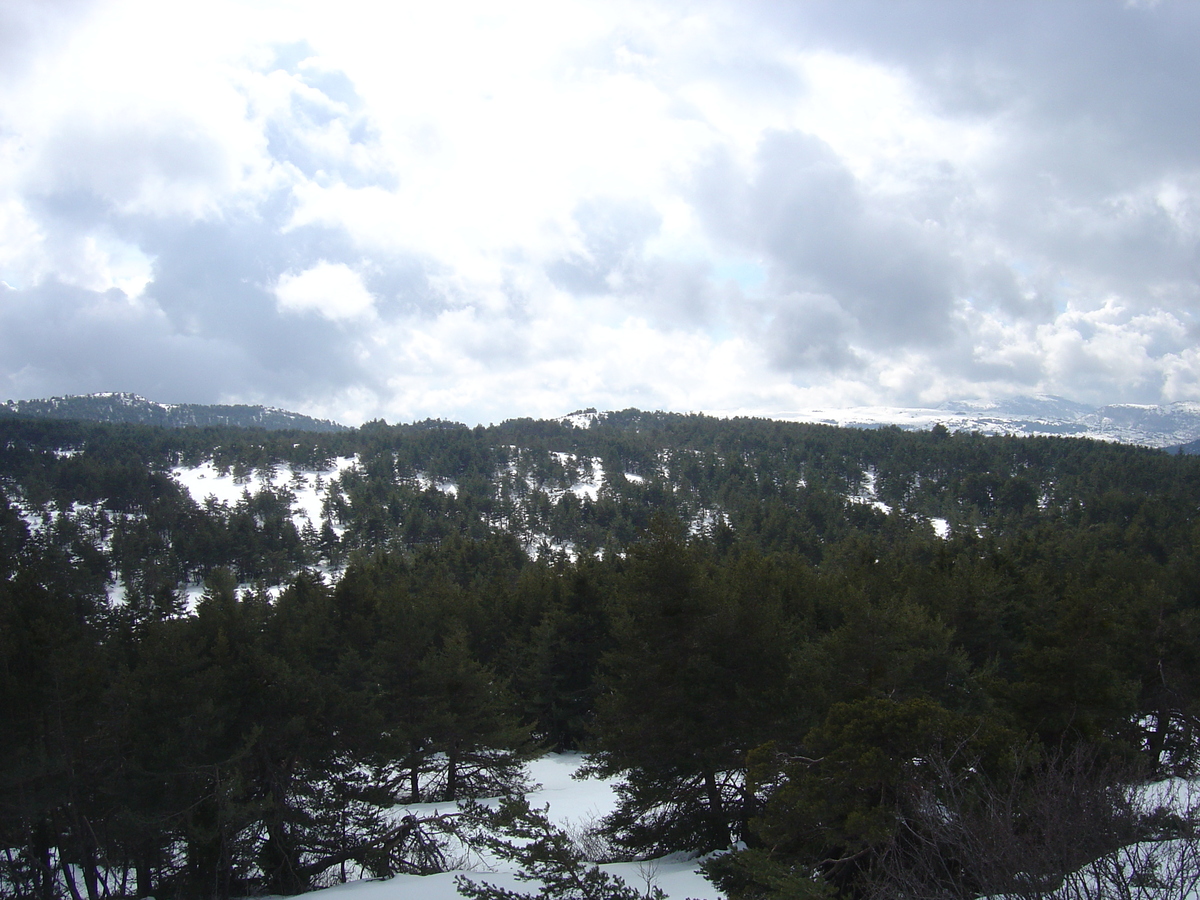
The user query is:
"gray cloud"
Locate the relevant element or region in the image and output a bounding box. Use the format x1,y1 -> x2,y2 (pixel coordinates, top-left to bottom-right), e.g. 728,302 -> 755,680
764,292 -> 860,372
694,131 -> 961,350
548,198 -> 733,329
4,41 -> 444,408
2,188 -> 441,407
0,280 -> 254,403
31,117 -> 229,215
4,0 -> 1200,420
751,1 -> 1200,285
548,198 -> 663,296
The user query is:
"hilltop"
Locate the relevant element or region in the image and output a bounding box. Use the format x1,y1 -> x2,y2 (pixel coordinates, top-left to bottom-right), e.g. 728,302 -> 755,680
0,392 -> 347,432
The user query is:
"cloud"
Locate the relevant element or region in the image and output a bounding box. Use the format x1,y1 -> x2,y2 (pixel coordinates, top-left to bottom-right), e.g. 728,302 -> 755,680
1,0 -> 1199,423
548,198 -> 663,297
694,130 -> 961,352
275,261 -> 376,321
0,0 -> 97,82
0,279 -> 251,403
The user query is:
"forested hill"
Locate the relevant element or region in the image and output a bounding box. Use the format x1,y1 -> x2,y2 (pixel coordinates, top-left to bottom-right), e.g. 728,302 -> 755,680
5,409 -> 1200,899
1,407 -> 1197,581
0,392 -> 347,432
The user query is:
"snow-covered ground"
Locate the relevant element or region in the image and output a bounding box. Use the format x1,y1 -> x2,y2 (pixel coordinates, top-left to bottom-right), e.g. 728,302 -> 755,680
558,410 -> 600,430
171,456 -> 359,533
327,764 -> 1200,900
847,467 -> 891,514
569,457 -> 605,501
747,397 -> 1200,448
323,755 -> 717,900
413,472 -> 459,497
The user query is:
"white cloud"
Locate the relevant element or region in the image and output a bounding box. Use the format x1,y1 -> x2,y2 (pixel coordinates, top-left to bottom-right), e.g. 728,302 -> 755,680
275,261 -> 375,321
2,0 -> 1199,422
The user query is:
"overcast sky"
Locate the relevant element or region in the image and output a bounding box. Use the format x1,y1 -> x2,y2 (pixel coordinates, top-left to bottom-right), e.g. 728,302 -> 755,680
1,0 -> 1198,425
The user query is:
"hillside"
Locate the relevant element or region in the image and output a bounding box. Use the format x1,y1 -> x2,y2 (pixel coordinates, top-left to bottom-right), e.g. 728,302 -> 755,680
1,408 -> 1193,588
0,392 -> 347,432
775,394 -> 1200,447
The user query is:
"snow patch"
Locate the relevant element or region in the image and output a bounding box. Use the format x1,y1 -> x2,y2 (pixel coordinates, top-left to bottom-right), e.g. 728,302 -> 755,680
559,409 -> 599,429
570,457 -> 604,501
172,455 -> 359,533
361,754 -> 717,900
848,467 -> 892,514
689,508 -> 727,537
414,472 -> 459,497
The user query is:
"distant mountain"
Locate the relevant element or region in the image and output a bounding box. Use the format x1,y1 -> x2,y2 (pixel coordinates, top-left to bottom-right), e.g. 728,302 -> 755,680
768,395 -> 1200,448
9,392 -> 1200,445
0,392 -> 348,432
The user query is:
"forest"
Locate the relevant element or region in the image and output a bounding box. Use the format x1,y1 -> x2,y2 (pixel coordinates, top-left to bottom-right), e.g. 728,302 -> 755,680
2,409 -> 1200,899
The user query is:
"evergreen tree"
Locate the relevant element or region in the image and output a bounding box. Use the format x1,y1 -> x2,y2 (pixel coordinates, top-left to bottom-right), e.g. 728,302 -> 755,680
588,520 -> 795,854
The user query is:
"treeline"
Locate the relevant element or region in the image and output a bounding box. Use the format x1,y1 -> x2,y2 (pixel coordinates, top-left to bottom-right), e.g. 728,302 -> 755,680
4,413 -> 1200,898
6,411 -> 1200,577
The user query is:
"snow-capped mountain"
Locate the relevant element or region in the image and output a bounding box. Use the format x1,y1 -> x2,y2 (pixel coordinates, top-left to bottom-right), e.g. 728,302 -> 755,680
765,395 -> 1200,449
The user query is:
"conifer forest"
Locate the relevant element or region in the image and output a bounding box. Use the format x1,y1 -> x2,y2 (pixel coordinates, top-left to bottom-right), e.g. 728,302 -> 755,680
3,410 -> 1200,899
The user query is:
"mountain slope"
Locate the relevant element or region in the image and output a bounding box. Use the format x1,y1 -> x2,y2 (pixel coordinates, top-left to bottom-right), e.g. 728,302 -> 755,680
769,395 -> 1200,447
0,392 -> 347,432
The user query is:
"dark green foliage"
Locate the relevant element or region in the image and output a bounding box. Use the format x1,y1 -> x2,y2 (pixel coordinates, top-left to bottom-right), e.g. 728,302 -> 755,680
588,520 -> 798,854
1,394 -> 347,432
742,698 -> 1023,893
3,409 -> 1200,898
701,849 -> 835,900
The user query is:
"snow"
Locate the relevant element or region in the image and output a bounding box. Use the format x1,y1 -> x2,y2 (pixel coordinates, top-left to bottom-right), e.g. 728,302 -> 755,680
689,508 -> 726,537
543,453 -> 605,501
13,498 -> 113,552
848,467 -> 892,514
559,410 -> 599,429
754,397 -> 1200,448
171,455 -> 359,531
570,458 -> 604,501
414,472 -> 459,497
930,517 -> 950,539
321,755 -> 719,900
182,582 -> 208,609
171,460 -> 261,507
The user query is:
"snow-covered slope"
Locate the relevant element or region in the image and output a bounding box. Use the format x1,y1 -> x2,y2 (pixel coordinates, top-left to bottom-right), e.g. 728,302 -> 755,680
761,395 -> 1200,448
170,455 -> 359,534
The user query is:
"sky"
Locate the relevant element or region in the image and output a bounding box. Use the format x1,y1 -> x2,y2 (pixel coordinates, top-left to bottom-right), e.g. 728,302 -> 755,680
1,0 -> 1198,426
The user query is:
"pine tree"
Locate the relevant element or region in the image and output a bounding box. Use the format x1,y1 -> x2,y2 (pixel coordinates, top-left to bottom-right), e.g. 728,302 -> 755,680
588,520 -> 795,854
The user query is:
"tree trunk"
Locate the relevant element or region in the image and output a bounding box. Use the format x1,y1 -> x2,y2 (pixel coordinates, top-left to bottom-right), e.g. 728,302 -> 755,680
61,859 -> 84,900
1148,705 -> 1172,775
134,843 -> 155,899
32,822 -> 56,900
444,747 -> 459,802
79,845 -> 99,900
702,768 -> 731,850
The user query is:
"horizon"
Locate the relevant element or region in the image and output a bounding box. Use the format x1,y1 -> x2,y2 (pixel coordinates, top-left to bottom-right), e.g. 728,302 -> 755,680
9,390 -> 1200,450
